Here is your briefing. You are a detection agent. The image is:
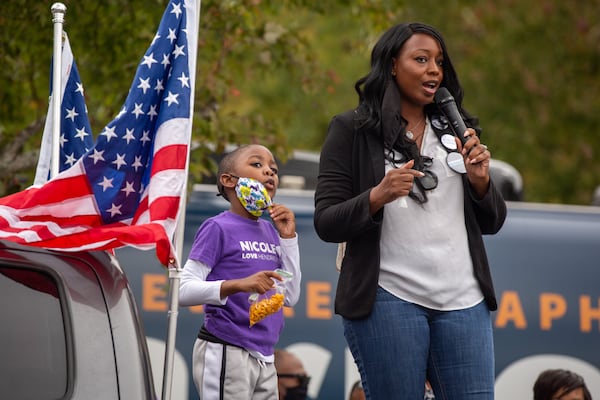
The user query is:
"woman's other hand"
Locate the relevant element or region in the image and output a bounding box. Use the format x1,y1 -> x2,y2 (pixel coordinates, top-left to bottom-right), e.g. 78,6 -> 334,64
369,159 -> 424,213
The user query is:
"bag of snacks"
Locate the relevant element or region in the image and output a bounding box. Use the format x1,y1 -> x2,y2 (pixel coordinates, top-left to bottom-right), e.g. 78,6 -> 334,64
248,269 -> 293,327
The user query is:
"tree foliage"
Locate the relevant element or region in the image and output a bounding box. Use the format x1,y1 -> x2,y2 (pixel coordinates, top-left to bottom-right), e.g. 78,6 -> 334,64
0,0 -> 598,204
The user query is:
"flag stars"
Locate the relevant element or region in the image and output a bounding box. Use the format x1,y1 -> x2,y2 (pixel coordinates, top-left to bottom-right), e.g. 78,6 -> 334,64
65,153 -> 77,166
161,54 -> 171,69
167,28 -> 177,44
155,79 -> 165,93
123,128 -> 136,144
112,153 -> 128,170
101,126 -> 118,142
98,176 -> 114,191
148,105 -> 158,120
59,133 -> 68,148
132,102 -> 145,118
172,44 -> 185,59
142,52 -> 158,68
121,181 -> 136,197
177,72 -> 190,88
132,155 -> 144,171
137,77 -> 151,94
171,2 -> 182,18
164,91 -> 179,106
75,82 -> 85,95
88,148 -> 106,164
140,130 -> 151,144
65,107 -> 79,122
74,127 -> 89,141
106,203 -> 122,217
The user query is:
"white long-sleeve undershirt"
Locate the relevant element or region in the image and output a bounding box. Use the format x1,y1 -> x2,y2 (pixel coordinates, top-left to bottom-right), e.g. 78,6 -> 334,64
178,235 -> 301,307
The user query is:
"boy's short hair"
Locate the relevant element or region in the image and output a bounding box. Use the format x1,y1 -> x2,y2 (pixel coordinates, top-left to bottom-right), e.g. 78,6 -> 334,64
216,145 -> 250,201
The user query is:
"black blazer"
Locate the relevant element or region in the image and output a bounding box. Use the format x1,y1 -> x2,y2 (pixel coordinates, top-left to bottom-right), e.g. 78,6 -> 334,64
314,109 -> 507,319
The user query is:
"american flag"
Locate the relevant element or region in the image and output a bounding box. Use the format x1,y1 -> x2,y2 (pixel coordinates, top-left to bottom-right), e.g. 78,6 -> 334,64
34,32 -> 94,185
0,0 -> 199,266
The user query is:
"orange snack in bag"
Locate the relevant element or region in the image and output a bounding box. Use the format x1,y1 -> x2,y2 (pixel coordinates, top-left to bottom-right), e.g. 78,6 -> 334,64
248,269 -> 292,327
249,292 -> 285,327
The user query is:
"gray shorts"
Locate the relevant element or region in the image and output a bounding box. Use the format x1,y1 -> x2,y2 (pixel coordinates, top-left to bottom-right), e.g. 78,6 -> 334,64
192,338 -> 277,400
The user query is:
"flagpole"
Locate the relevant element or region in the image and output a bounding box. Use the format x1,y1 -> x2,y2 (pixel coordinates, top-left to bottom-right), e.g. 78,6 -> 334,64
50,3 -> 66,179
161,1 -> 201,399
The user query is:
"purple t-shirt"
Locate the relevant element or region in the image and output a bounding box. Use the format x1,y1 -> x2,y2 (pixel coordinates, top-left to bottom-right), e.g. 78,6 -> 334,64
188,211 -> 284,356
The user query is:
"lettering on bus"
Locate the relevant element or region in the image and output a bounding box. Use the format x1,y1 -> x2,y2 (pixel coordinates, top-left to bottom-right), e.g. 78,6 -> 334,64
142,274 -> 600,332
494,290 -> 600,332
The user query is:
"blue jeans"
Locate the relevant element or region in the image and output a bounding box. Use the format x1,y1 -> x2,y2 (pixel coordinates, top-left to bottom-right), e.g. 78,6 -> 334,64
343,287 -> 494,400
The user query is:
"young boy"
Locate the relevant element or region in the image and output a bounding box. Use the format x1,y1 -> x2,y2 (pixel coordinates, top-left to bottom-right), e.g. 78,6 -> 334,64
179,144 -> 301,400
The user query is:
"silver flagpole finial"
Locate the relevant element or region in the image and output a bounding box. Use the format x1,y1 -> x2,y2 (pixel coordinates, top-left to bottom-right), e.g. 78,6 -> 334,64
51,3 -> 67,22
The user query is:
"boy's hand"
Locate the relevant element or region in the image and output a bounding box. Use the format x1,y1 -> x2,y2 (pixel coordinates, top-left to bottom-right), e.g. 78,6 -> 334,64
269,204 -> 296,239
221,270 -> 282,297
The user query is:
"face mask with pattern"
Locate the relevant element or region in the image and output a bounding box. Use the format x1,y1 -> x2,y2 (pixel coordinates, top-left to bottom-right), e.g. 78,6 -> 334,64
234,176 -> 272,217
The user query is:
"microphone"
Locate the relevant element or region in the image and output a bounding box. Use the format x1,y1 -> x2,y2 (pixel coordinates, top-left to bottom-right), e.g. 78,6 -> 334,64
434,87 -> 468,145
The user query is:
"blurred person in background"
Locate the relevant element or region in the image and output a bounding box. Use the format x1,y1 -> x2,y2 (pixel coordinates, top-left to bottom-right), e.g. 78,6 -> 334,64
275,348 -> 310,400
533,369 -> 592,400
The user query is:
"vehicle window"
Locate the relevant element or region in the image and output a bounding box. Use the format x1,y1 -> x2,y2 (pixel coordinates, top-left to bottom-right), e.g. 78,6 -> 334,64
0,266 -> 68,399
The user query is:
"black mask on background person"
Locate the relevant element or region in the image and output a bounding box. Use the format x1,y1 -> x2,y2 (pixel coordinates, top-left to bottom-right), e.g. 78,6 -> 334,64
284,383 -> 308,400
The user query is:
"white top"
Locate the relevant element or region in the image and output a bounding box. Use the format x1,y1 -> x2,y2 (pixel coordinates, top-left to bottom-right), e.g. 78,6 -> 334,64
378,119 -> 483,310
